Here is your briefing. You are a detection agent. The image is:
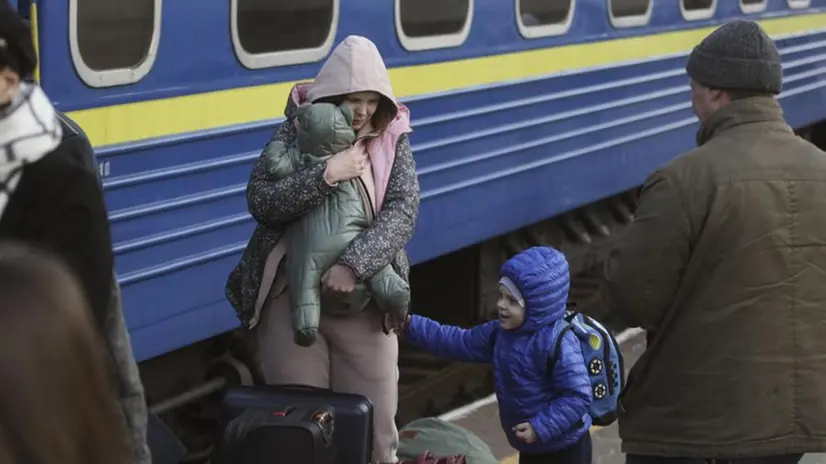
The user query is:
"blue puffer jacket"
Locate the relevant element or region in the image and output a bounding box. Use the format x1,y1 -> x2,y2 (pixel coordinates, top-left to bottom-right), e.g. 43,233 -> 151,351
405,247 -> 592,454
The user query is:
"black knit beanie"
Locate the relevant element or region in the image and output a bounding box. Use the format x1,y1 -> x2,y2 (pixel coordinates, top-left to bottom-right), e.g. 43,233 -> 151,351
0,0 -> 36,79
686,19 -> 782,94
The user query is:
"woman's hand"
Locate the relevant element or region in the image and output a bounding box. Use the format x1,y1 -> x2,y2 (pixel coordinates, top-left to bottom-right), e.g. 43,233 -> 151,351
323,146 -> 367,184
321,264 -> 359,298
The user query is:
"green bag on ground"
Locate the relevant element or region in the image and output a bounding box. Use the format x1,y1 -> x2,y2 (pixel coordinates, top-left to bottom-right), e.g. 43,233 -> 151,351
397,417 -> 499,464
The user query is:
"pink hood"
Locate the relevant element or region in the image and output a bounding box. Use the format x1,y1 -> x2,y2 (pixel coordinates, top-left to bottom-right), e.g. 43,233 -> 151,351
283,35 -> 412,211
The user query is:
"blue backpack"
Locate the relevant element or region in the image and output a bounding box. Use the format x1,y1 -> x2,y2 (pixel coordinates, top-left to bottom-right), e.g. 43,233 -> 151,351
548,310 -> 625,426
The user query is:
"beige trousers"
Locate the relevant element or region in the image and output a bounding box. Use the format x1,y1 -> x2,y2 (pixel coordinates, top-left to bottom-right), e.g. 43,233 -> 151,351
257,290 -> 400,463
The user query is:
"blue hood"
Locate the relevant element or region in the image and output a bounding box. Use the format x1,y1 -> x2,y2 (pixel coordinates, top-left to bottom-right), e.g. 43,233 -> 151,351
500,246 -> 569,332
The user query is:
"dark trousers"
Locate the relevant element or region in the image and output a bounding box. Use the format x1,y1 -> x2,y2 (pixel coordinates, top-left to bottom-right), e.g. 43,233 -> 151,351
626,454 -> 803,464
519,432 -> 592,464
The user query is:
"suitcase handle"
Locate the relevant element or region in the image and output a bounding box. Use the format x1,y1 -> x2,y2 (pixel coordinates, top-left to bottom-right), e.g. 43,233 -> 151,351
272,383 -> 332,393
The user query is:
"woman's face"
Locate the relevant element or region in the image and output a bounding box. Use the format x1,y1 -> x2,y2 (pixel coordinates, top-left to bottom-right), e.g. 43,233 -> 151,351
343,91 -> 381,131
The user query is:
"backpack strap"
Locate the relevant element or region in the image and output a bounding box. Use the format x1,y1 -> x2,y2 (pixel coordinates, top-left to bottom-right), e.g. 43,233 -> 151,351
547,323 -> 573,372
547,308 -> 578,367
545,319 -> 586,431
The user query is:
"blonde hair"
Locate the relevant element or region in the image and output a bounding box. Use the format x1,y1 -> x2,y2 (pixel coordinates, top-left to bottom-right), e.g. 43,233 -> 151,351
0,242 -> 128,464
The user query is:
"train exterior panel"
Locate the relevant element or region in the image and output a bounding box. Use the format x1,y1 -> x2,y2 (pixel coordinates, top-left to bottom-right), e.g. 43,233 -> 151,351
30,0 -> 826,362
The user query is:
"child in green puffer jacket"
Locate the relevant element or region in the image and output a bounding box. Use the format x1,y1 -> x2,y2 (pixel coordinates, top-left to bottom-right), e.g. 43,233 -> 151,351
263,102 -> 410,347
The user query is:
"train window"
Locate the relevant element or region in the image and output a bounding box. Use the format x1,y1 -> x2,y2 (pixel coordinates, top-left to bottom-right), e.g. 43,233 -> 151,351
69,0 -> 161,88
787,0 -> 811,7
396,0 -> 473,51
231,0 -> 339,69
680,0 -> 716,21
516,0 -> 575,39
740,0 -> 767,14
608,0 -> 652,28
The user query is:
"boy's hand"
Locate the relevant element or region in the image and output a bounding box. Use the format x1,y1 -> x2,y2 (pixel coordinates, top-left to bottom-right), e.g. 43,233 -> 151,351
513,422 -> 537,444
383,310 -> 410,336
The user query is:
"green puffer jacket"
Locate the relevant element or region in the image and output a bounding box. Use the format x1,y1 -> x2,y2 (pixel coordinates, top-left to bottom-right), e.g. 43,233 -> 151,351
264,103 -> 411,347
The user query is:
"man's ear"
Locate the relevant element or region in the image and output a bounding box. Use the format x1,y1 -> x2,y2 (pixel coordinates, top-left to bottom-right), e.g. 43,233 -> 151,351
708,87 -> 727,104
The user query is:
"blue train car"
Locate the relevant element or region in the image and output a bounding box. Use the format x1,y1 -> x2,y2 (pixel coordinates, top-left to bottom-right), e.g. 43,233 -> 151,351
26,0 -> 826,367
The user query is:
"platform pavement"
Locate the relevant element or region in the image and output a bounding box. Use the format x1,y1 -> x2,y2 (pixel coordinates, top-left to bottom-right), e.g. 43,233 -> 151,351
498,425 -> 826,464
440,328 -> 825,464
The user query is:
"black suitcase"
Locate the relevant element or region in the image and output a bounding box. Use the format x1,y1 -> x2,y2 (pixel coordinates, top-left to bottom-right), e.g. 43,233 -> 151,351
213,403 -> 336,464
221,384 -> 373,464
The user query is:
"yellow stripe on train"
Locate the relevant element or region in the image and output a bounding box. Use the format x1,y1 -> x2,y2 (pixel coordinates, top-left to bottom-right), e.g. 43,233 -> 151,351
65,13 -> 826,149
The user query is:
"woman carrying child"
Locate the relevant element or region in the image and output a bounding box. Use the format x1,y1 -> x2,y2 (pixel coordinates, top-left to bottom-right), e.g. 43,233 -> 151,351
403,246 -> 594,464
226,35 -> 420,464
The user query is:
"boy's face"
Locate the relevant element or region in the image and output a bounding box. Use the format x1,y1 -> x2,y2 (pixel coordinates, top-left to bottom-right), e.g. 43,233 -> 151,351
496,284 -> 525,330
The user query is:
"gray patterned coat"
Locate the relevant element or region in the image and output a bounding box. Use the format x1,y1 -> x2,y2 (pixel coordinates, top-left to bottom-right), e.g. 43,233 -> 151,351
226,91 -> 420,329
58,112 -> 152,464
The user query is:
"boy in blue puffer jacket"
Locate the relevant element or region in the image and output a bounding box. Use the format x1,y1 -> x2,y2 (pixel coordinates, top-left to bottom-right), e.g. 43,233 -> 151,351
403,246 -> 593,463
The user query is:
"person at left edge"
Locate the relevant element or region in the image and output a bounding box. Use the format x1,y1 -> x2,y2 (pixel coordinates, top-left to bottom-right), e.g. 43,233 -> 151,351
0,4 -> 153,463
0,1 -> 111,333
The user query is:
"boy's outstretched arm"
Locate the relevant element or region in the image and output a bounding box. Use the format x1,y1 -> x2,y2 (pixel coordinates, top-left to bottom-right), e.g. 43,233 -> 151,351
404,315 -> 497,363
529,331 -> 593,443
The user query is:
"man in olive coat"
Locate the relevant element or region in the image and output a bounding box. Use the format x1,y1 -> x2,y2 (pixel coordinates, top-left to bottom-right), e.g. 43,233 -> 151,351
586,20 -> 826,463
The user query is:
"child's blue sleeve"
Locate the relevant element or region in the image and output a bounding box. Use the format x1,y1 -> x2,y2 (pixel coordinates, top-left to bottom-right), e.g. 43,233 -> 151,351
529,330 -> 593,444
404,315 -> 497,363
